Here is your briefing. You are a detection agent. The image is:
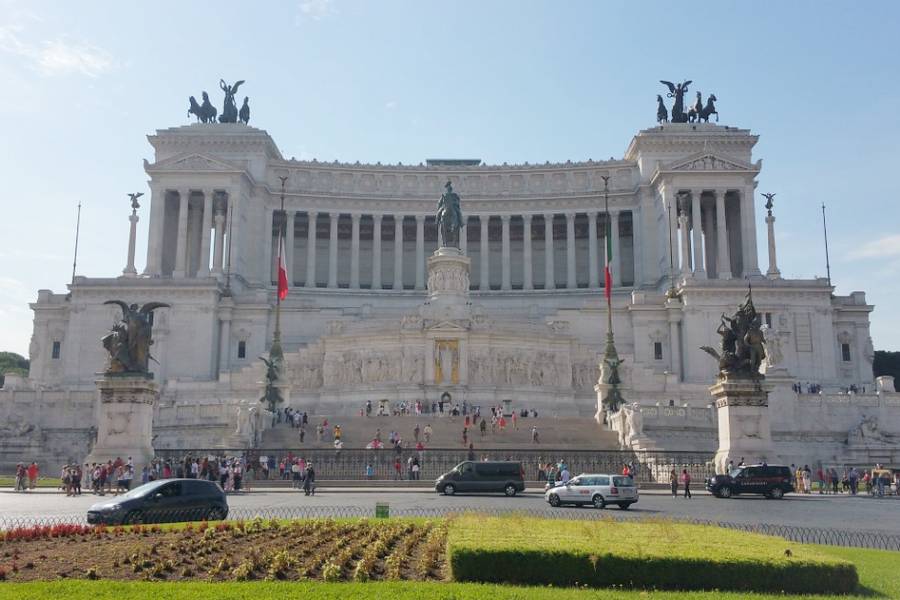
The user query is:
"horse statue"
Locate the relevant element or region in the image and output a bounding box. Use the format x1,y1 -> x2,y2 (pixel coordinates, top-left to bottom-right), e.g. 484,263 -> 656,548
218,79 -> 244,123
660,80 -> 692,123
188,91 -> 217,123
687,91 -> 703,123
656,95 -> 668,123
437,180 -> 464,249
699,94 -> 718,123
238,97 -> 250,125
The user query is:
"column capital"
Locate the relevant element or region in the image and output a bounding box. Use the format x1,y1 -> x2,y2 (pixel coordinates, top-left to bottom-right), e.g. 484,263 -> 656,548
415,214 -> 426,223
500,214 -> 511,222
307,209 -> 318,218
329,211 -> 340,220
565,212 -> 576,222
543,212 -> 555,220
372,213 -> 383,222
179,188 -> 192,198
522,213 -> 533,222
350,212 -> 362,222
480,215 -> 490,225
587,210 -> 598,219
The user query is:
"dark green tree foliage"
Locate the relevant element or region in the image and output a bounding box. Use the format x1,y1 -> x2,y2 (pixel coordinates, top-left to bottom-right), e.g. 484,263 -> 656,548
873,350 -> 900,391
0,351 -> 29,387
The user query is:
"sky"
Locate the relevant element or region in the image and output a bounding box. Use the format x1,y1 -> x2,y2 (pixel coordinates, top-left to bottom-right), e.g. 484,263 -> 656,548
1,0 -> 899,357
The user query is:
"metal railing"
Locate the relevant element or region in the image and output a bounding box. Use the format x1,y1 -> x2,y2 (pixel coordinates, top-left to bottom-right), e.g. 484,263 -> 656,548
1,505 -> 899,550
153,448 -> 715,484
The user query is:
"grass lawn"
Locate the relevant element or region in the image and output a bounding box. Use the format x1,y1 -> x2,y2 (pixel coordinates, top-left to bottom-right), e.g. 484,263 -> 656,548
0,478 -> 61,489
447,515 -> 857,594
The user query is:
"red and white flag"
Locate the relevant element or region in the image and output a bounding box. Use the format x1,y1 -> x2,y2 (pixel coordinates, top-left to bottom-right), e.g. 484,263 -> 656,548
277,234 -> 289,301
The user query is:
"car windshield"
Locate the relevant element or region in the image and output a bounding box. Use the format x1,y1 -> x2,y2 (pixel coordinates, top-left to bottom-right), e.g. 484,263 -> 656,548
119,480 -> 166,499
729,468 -> 744,478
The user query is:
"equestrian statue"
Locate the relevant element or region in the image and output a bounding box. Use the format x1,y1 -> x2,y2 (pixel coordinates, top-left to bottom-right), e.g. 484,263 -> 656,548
188,91 -> 217,123
688,92 -> 718,123
437,180 -> 464,248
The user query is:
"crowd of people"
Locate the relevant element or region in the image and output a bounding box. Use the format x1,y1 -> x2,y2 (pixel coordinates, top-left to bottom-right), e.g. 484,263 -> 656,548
789,463 -> 898,496
792,382 -> 868,395
11,462 -> 39,491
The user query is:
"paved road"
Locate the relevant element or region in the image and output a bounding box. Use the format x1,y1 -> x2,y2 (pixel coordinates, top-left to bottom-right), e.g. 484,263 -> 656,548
2,487 -> 898,533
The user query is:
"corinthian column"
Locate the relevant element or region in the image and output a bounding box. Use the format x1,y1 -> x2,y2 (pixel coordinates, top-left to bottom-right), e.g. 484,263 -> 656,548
197,189 -> 213,277
212,202 -> 225,274
544,213 -> 555,290
691,191 -> 705,279
328,212 -> 339,288
587,211 -> 598,288
523,214 -> 533,290
372,214 -> 383,289
143,185 -> 165,276
565,212 -> 576,289
305,211 -> 318,287
393,216 -> 404,290
501,215 -> 511,290
173,189 -> 190,278
679,210 -> 691,278
415,215 -> 425,290
350,213 -> 361,289
480,216 -> 489,290
715,190 -> 732,279
285,210 -> 295,284
765,204 -> 781,279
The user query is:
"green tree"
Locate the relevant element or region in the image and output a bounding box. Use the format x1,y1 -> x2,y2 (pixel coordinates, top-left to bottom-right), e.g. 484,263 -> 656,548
0,351 -> 29,387
873,350 -> 900,391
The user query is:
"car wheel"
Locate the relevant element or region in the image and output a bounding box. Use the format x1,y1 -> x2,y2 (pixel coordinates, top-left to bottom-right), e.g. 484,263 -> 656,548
592,494 -> 606,509
443,483 -> 456,496
123,510 -> 144,525
718,486 -> 733,499
504,484 -> 517,497
769,487 -> 784,500
548,493 -> 561,507
207,507 -> 226,521
618,503 -> 631,510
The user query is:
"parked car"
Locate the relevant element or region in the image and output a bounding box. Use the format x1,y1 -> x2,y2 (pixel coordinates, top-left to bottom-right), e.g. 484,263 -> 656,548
435,461 -> 525,496
545,473 -> 638,509
87,478 -> 228,525
705,464 -> 793,499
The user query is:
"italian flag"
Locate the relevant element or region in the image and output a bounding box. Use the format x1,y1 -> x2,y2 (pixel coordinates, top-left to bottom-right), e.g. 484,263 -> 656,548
277,234 -> 289,301
604,215 -> 612,301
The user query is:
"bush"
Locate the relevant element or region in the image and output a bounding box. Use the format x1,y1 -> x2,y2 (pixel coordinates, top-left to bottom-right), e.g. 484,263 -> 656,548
447,516 -> 857,594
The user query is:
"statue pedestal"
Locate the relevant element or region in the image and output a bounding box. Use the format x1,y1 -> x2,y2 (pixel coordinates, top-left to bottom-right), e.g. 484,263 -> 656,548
421,247 -> 471,321
85,374 -> 157,469
711,378 -> 776,474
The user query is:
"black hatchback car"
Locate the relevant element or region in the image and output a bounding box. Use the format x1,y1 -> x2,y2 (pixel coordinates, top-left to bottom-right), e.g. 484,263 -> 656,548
706,465 -> 794,499
87,478 -> 228,525
435,461 -> 525,496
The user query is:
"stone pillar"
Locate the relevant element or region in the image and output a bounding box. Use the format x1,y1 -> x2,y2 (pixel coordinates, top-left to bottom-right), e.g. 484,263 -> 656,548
711,379 -> 776,474
715,190 -> 732,279
372,214 -> 383,289
85,375 -> 158,471
544,213 -> 555,290
415,215 -> 425,290
667,302 -> 681,380
328,212 -> 339,288
587,212 -> 598,288
566,212 -> 576,289
765,212 -> 781,279
632,208 -> 643,287
678,211 -> 691,278
460,219 -> 467,255
122,209 -> 140,277
285,210 -> 295,284
350,213 -> 361,289
305,211 -> 318,288
501,215 -> 511,290
263,207 -> 275,283
703,202 -> 716,279
195,190 -> 212,277
212,204 -> 226,275
742,188 -> 761,277
611,211 -> 622,287
218,299 -> 233,376
480,216 -> 489,290
173,189 -> 190,278
691,191 -> 705,279
663,188 -> 678,275
522,214 -> 533,290
393,216 -> 404,290
143,185 -> 165,276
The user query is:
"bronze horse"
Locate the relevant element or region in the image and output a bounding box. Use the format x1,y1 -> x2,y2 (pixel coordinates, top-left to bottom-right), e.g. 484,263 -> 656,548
188,91 -> 217,123
656,95 -> 668,123
688,93 -> 719,123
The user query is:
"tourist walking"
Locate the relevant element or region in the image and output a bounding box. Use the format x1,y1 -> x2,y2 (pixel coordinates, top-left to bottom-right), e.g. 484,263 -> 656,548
27,462 -> 38,489
669,468 -> 678,498
681,469 -> 692,499
531,426 -> 539,443
303,462 -> 316,496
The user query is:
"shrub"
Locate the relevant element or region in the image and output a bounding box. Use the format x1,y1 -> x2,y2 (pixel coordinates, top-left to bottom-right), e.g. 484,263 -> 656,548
447,516 -> 858,594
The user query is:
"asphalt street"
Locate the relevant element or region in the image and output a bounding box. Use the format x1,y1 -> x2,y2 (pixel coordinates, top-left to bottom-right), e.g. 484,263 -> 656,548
2,487 -> 898,533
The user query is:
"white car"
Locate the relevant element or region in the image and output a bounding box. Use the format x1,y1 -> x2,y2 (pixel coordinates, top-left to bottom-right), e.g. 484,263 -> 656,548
544,473 -> 639,509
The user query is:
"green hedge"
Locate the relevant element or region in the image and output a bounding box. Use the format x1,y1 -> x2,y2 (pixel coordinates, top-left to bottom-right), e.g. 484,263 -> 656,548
447,516 -> 858,594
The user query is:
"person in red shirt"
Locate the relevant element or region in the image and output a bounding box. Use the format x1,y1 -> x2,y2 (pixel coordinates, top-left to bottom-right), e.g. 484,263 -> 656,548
622,464 -> 631,477
393,458 -> 402,480
27,462 -> 39,489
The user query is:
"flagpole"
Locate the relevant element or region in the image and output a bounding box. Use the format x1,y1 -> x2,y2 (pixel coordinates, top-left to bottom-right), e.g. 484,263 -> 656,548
71,202 -> 82,287
821,203 -> 831,288
270,176 -> 288,367
600,175 -> 623,415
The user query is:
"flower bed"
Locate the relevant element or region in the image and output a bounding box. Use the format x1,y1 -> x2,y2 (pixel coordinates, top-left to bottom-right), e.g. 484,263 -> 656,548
0,518 -> 446,583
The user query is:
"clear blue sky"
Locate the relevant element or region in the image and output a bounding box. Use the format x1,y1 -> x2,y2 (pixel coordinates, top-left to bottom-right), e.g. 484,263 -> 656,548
1,1 -> 899,356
